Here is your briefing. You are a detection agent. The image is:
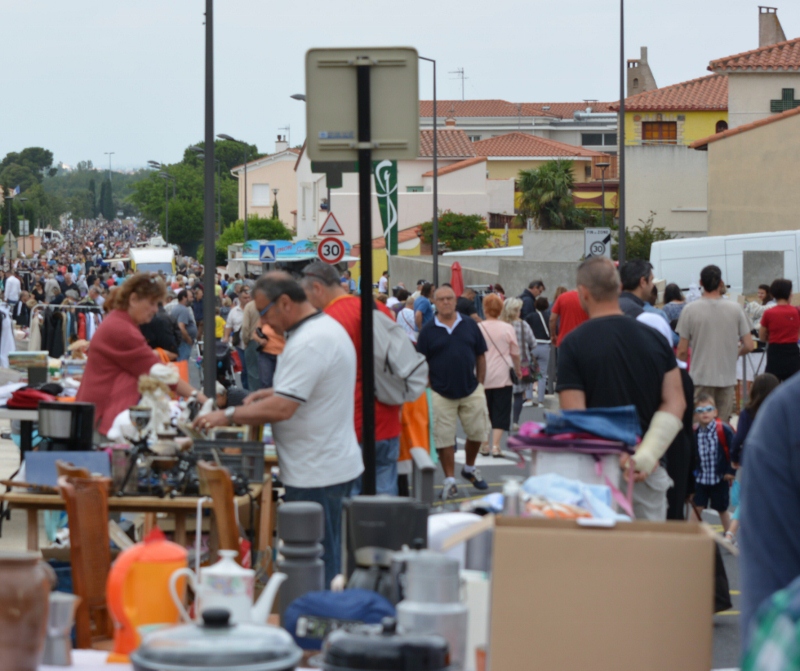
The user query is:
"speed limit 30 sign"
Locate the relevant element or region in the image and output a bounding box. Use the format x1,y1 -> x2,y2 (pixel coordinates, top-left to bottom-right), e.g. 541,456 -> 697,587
317,237 -> 345,264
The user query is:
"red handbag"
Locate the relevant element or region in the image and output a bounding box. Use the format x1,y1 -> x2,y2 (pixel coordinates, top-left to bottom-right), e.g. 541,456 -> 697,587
6,388 -> 57,409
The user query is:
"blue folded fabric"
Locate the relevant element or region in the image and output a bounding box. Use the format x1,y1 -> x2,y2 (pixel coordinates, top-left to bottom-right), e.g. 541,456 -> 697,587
544,406 -> 642,446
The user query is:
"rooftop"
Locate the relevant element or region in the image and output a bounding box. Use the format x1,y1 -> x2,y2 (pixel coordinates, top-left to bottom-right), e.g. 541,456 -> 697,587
472,132 -> 608,158
422,156 -> 487,178
420,100 -> 614,119
690,104 -> 800,149
610,74 -> 728,112
419,129 -> 476,158
709,36 -> 800,72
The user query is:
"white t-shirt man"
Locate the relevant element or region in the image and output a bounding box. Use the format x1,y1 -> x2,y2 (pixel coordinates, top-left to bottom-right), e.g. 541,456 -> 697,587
4,274 -> 21,303
225,304 -> 244,337
272,311 -> 363,488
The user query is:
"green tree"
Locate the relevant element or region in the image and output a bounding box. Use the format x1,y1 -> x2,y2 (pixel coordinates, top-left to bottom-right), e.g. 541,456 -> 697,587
611,211 -> 673,261
516,159 -> 591,230
272,199 -> 279,220
129,151 -> 243,248
88,179 -> 97,217
420,211 -> 492,251
0,163 -> 39,193
201,216 -> 294,266
98,179 -> 115,220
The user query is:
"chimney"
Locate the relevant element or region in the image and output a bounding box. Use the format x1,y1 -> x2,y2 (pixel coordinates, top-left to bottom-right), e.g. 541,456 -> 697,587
626,46 -> 658,96
275,134 -> 288,153
444,116 -> 456,127
759,6 -> 786,47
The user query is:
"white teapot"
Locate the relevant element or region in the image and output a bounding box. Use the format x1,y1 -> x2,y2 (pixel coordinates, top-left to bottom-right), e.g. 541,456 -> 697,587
169,550 -> 287,624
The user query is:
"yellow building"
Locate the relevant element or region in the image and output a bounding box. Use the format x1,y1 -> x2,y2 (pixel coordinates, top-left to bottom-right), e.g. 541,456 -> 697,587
615,74 -> 729,146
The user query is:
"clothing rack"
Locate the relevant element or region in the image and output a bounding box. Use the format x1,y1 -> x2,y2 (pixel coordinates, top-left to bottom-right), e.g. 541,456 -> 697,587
29,303 -> 102,329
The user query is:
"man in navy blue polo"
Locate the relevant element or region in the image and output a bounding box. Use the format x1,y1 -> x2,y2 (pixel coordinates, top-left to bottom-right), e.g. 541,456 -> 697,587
417,285 -> 490,499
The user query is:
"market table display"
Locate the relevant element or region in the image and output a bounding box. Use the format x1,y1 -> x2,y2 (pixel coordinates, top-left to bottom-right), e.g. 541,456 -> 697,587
0,484 -> 264,551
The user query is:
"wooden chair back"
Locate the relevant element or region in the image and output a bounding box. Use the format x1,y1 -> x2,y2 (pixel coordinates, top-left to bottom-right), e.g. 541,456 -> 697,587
196,460 -> 240,562
55,460 -> 92,480
57,474 -> 114,648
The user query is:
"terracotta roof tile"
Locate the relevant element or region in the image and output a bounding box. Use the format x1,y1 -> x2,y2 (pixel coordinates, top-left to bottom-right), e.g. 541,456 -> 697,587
520,102 -> 614,117
709,37 -> 800,72
609,74 -> 727,112
354,226 -> 422,251
690,104 -> 800,149
420,100 -> 613,119
421,156 -> 486,178
419,129 -> 476,158
472,132 -> 607,158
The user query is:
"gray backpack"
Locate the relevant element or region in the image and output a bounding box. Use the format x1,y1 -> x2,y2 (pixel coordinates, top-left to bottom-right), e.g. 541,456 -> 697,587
373,310 -> 429,405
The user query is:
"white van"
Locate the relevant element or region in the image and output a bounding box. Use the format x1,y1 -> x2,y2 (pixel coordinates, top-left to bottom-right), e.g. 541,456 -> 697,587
129,247 -> 176,276
33,228 -> 64,243
650,230 -> 800,295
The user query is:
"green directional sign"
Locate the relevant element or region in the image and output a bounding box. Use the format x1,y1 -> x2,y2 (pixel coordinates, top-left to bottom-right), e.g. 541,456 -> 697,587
373,160 -> 398,255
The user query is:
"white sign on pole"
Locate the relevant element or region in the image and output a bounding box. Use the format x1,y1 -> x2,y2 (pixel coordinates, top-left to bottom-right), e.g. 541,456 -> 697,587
305,47 -> 419,162
584,228 -> 612,258
318,212 -> 345,237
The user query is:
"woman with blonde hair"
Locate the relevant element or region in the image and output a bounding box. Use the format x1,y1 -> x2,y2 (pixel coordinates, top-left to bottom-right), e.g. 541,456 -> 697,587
76,273 -> 206,438
478,293 -> 520,456
502,297 -> 537,431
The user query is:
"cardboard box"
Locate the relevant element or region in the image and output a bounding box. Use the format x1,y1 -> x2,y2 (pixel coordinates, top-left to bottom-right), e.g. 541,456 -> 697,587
488,518 -> 715,671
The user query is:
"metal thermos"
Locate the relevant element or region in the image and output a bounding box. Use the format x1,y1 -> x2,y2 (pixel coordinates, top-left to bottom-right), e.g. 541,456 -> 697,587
276,502 -> 325,620
396,552 -> 468,670
41,592 -> 79,666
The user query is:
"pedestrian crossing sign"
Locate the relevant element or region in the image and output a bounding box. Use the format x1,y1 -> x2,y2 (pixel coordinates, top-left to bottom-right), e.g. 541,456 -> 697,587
318,212 -> 345,237
259,244 -> 277,262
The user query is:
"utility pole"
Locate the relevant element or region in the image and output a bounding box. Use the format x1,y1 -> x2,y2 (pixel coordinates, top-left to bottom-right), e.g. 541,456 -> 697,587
618,0 -> 627,264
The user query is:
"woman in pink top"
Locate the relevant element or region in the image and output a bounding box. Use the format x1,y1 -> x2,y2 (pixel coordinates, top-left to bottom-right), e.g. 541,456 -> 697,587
478,293 -> 520,457
76,274 -> 206,437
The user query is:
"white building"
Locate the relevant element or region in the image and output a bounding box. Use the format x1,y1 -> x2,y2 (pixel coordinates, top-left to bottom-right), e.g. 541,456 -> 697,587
294,128 -> 514,243
419,100 -> 618,155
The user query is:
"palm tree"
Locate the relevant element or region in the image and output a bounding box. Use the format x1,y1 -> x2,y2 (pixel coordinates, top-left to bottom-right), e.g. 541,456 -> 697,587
516,159 -> 576,229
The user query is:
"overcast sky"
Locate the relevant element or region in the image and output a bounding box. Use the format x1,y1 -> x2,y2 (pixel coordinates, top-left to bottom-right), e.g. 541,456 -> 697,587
3,0 -> 797,170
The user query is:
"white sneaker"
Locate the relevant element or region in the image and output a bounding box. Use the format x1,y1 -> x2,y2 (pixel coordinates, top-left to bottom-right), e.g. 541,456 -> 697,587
522,400 -> 534,407
441,480 -> 459,501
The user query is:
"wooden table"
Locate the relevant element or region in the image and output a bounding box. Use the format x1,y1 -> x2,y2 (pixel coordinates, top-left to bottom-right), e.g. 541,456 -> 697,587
1,484 -> 263,551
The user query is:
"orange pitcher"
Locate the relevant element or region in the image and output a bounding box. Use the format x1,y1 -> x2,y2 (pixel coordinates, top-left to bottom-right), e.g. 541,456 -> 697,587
106,527 -> 187,662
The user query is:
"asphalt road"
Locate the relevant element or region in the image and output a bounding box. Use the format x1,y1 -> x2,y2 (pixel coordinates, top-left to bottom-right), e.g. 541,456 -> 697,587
429,400 -> 742,670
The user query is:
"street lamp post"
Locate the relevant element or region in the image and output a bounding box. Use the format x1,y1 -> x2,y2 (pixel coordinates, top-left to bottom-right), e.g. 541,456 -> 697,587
596,161 -> 610,227
218,134 -> 248,241
19,197 -> 28,258
104,151 -> 115,181
419,56 -> 439,286
157,172 -> 175,243
191,146 -> 223,235
203,0 -> 217,398
618,0 -> 627,263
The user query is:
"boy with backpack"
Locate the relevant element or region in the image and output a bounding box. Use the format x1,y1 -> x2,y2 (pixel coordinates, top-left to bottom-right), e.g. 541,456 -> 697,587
692,393 -> 736,532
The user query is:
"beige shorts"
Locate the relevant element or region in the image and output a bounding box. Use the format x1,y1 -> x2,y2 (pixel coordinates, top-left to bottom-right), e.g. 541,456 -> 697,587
431,384 -> 490,449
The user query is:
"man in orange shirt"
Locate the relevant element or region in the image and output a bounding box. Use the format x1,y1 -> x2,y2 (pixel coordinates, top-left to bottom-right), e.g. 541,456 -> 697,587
301,261 -> 402,495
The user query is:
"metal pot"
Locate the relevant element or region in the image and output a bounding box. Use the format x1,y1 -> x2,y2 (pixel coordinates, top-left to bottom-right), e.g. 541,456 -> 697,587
321,617 -> 450,671
130,608 -> 303,671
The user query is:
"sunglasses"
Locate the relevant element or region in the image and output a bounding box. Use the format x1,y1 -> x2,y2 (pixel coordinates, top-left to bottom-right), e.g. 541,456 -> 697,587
694,405 -> 715,414
259,293 -> 283,317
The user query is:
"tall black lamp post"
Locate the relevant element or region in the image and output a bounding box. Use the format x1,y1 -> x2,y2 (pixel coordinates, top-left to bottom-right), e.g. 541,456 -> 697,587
596,161 -> 610,227
418,56 -> 439,286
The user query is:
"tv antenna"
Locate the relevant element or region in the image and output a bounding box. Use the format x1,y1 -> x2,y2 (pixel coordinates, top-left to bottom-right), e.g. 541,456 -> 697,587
449,67 -> 468,101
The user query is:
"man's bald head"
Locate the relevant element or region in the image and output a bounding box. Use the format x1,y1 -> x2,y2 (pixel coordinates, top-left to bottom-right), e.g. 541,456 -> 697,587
576,256 -> 620,302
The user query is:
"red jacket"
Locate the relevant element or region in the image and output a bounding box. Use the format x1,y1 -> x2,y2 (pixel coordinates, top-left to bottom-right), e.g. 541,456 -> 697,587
76,310 -> 159,435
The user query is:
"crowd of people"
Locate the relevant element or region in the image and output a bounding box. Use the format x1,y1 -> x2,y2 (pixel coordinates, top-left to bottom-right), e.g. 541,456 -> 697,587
7,221 -> 800,659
